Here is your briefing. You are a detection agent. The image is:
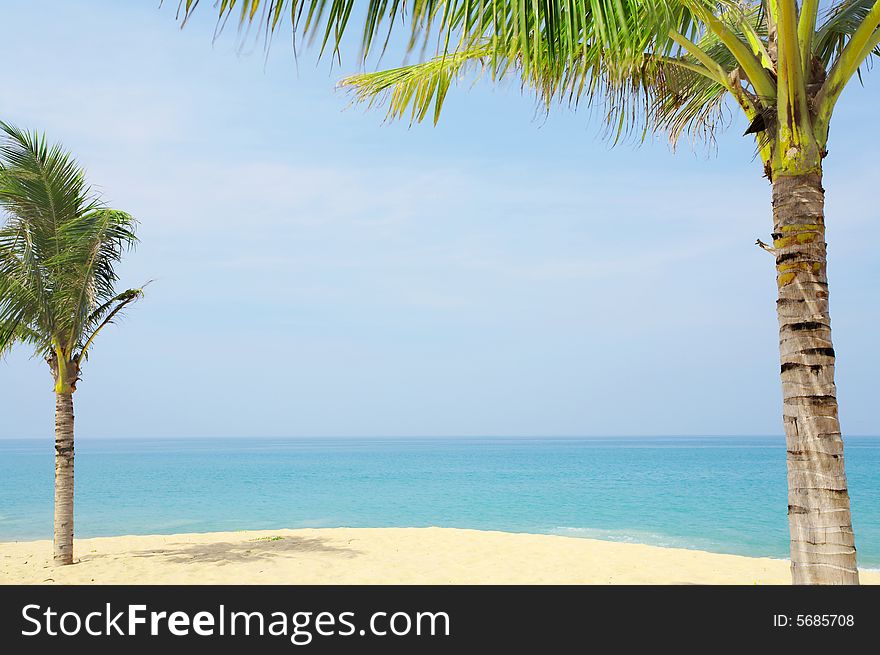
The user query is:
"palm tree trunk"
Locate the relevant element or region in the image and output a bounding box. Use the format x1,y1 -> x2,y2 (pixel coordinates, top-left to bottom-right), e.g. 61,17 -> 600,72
772,171 -> 858,584
53,391 -> 75,565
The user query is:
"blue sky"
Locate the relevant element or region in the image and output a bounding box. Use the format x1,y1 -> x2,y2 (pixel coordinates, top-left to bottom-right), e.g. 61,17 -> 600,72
0,1 -> 878,438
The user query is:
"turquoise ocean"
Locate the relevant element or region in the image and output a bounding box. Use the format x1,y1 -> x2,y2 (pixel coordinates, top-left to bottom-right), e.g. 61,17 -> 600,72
1,436 -> 878,567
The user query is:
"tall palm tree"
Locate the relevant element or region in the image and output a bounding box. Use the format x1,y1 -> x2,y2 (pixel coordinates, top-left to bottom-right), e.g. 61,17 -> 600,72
179,0 -> 880,584
0,123 -> 143,565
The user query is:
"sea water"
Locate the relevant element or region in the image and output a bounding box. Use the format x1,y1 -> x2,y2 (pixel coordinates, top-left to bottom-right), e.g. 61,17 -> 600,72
1,436 -> 878,567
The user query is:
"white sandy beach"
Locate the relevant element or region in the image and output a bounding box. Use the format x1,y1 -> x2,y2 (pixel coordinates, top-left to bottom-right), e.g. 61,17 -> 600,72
2,527 -> 877,585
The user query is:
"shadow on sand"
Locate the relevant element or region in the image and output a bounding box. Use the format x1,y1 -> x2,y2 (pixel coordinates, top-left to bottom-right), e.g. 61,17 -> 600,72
120,536 -> 361,565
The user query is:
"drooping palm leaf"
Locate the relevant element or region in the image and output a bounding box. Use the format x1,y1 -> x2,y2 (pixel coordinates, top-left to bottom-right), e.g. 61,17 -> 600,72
339,4 -> 768,148
180,1 -> 781,141
178,1 -> 710,72
814,0 -> 880,70
178,1 -> 880,157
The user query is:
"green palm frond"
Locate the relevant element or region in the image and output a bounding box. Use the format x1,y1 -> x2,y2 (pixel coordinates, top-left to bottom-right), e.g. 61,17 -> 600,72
184,1 -> 773,145
0,122 -> 140,370
341,4 -> 765,148
178,1 -> 707,69
78,286 -> 146,362
814,0 -> 880,68
180,1 -> 880,158
56,208 -> 138,353
340,42 -> 494,125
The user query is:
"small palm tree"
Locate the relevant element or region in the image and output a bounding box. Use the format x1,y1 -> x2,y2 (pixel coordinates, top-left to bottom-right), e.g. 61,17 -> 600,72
179,0 -> 880,584
0,123 -> 143,565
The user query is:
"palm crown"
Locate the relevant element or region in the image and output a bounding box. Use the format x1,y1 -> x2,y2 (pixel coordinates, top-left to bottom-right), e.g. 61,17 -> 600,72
180,1 -> 880,175
0,123 -> 141,393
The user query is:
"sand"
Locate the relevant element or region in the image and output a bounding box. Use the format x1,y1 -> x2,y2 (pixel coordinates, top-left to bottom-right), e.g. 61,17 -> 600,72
2,527 -> 878,585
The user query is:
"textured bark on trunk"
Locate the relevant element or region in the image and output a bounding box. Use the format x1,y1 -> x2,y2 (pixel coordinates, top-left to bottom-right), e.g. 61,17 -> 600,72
54,392 -> 75,565
772,172 -> 858,584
